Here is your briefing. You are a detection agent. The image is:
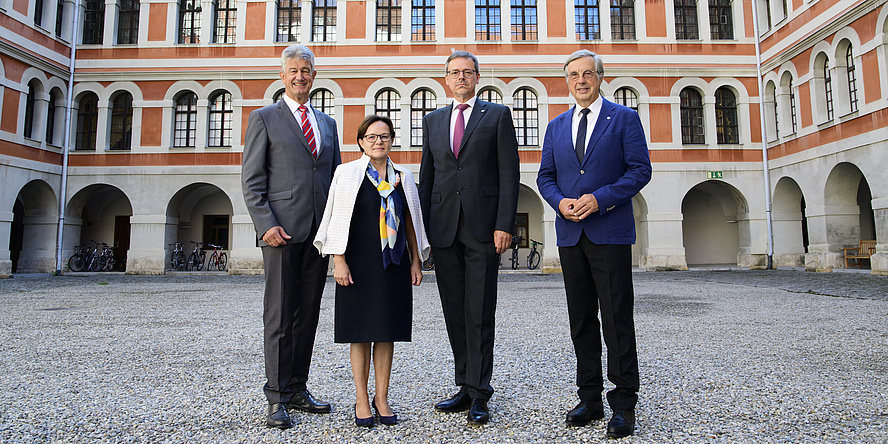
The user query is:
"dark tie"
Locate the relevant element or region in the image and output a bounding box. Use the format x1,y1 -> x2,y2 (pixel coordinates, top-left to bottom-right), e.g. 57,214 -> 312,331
576,108 -> 590,162
298,105 -> 318,159
453,103 -> 469,158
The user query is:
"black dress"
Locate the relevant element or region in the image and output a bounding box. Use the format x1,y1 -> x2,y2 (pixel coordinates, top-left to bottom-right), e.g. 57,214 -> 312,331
334,175 -> 412,343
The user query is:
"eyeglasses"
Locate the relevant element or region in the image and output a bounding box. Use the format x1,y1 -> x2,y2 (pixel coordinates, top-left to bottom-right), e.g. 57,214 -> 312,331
363,134 -> 392,143
567,70 -> 601,81
446,69 -> 477,79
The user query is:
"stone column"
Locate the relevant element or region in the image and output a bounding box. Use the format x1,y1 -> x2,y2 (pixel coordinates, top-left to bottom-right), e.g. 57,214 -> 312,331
0,211 -> 12,278
228,215 -> 264,275
641,212 -> 688,270
870,199 -> 888,276
125,215 -> 167,275
737,210 -> 769,269
16,214 -> 58,273
540,208 -> 560,273
804,204 -> 856,272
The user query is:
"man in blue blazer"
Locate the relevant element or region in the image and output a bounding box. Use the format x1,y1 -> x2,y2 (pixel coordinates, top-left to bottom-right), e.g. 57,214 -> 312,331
537,50 -> 651,438
242,44 -> 340,429
419,51 -> 520,425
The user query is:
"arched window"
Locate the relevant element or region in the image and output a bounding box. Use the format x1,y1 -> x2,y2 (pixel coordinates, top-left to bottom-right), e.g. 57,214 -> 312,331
76,93 -> 99,150
110,92 -> 133,150
375,89 -> 401,146
788,77 -> 796,134
273,89 -> 285,102
575,0 -> 600,40
610,0 -> 635,40
174,91 -> 198,148
208,91 -> 233,147
410,89 -> 436,146
512,88 -> 538,146
680,88 -> 704,144
277,0 -> 301,42
82,0 -> 105,44
846,45 -> 857,113
770,85 -> 778,139
613,87 -> 638,111
179,0 -> 201,44
311,88 -> 335,120
46,88 -> 60,145
23,81 -> 37,139
715,87 -> 738,144
824,58 -> 833,121
674,0 -> 698,40
479,87 -> 503,105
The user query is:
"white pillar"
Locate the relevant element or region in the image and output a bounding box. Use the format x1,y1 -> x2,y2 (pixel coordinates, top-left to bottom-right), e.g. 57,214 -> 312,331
641,212 -> 688,270
125,214 -> 168,274
228,214 -> 264,274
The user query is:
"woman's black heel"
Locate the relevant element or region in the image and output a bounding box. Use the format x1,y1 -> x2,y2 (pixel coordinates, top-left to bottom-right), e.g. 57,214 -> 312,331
355,404 -> 375,427
372,396 -> 398,425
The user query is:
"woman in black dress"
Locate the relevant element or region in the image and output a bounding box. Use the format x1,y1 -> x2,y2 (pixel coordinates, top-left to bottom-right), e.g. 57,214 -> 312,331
313,115 -> 429,427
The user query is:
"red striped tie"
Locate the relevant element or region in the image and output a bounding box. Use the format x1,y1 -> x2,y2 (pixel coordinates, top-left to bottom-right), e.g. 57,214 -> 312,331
298,105 -> 318,159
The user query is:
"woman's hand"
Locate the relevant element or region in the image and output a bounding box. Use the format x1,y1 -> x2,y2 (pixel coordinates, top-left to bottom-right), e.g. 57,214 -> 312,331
411,258 -> 423,286
333,255 -> 354,286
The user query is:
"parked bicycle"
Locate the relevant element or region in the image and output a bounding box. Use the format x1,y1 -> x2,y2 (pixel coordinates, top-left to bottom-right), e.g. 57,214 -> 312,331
67,244 -> 87,272
169,242 -> 187,271
205,244 -> 228,271
509,235 -> 523,270
526,239 -> 542,270
186,241 -> 206,271
421,253 -> 435,271
97,243 -> 116,271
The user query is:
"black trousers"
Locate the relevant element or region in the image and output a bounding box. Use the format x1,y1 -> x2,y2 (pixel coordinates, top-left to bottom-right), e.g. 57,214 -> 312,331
559,234 -> 639,411
433,209 -> 498,401
261,227 -> 327,405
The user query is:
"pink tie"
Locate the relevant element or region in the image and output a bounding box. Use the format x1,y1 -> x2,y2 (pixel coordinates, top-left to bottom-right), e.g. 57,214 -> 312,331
298,105 -> 318,159
452,103 -> 469,158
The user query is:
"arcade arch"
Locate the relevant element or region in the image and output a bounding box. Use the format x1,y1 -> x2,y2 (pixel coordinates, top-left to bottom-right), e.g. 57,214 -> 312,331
64,184 -> 133,271
9,180 -> 58,273
681,180 -> 749,266
165,183 -> 234,271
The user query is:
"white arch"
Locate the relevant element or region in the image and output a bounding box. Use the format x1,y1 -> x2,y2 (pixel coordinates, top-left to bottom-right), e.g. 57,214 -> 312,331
201,80 -> 243,102
406,78 -> 447,103
163,80 -> 205,103
101,81 -> 145,103
364,78 -> 408,103
504,77 -> 549,103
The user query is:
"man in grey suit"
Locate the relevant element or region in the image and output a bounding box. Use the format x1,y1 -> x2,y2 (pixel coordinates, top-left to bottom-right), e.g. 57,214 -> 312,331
242,44 -> 341,429
419,50 -> 520,425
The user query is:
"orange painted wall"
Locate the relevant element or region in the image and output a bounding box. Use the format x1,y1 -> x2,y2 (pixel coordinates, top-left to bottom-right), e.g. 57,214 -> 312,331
850,8 -> 879,43
140,108 -> 163,146
343,105 -> 366,143
649,103 -> 672,143
748,105 -> 762,144
444,0 -> 466,38
240,106 -> 259,144
138,81 -> 177,101
547,1 -> 566,38
645,0 -> 667,38
346,1 -> 367,40
548,104 -> 570,121
12,0 -> 28,15
245,3 -> 266,40
798,82 -> 812,128
862,50 -> 882,104
742,1 -> 754,39
1,92 -> 19,133
148,4 -> 168,41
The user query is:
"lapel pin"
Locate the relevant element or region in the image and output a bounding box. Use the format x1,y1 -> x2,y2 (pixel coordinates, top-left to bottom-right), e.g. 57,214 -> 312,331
607,116 -> 611,120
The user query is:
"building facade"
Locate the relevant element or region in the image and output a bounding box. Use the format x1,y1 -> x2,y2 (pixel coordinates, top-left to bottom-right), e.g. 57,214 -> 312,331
1,0 -> 886,277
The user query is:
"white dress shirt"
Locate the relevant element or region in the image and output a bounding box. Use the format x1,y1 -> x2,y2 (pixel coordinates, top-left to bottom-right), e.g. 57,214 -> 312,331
449,95 -> 478,149
572,95 -> 603,152
282,94 -> 322,155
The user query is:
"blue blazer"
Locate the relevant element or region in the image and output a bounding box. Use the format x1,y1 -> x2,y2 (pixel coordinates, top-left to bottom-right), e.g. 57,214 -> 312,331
536,98 -> 652,247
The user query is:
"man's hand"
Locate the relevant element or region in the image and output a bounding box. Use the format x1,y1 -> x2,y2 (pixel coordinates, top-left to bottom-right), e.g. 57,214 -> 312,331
559,198 -> 582,222
494,230 -> 512,255
262,226 -> 291,247
571,194 -> 599,220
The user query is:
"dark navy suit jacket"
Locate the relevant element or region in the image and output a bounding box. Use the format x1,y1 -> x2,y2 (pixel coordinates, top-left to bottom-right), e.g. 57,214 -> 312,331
537,98 -> 652,247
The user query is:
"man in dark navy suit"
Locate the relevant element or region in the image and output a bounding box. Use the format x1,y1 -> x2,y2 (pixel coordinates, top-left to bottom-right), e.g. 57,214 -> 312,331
419,50 -> 519,425
537,50 -> 652,438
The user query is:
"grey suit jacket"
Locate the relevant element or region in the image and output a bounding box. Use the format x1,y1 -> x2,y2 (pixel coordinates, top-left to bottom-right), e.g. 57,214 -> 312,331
418,99 -> 520,247
242,101 -> 341,245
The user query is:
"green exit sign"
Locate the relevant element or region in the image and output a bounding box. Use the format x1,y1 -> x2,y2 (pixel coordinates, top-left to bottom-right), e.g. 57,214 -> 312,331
707,171 -> 724,179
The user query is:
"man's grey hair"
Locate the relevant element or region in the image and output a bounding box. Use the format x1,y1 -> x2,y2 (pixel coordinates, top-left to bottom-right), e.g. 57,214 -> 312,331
563,50 -> 604,77
446,50 -> 480,74
281,44 -> 315,71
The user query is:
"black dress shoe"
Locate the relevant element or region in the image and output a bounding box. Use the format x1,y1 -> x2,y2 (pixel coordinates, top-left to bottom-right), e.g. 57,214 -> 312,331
290,389 -> 331,413
372,396 -> 398,425
354,404 -> 374,428
467,399 -> 489,425
266,403 -> 292,429
566,400 -> 605,426
434,391 -> 472,412
606,409 -> 635,438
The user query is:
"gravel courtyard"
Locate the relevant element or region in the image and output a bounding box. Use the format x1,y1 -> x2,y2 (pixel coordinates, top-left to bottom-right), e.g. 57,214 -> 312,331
1,270 -> 887,443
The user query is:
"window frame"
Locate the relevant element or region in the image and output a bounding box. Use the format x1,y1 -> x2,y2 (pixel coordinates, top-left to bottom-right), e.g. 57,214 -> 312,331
510,0 -> 537,41
846,45 -> 857,113
310,88 -> 335,120
610,0 -> 635,40
410,89 -> 436,147
82,0 -> 105,44
109,92 -> 133,151
213,0 -> 237,43
411,0 -> 435,41
613,87 -> 638,111
575,0 -> 600,40
117,0 -> 140,44
174,91 -> 198,148
276,0 -> 301,42
24,82 -> 36,140
475,0 -> 502,41
208,91 -> 233,148
178,0 -> 202,43
680,88 -> 705,145
312,0 -> 337,42
714,87 -> 738,144
674,0 -> 699,40
708,0 -> 733,40
374,89 -> 402,147
824,59 -> 833,121
511,88 -> 539,147
76,94 -> 99,151
376,0 -> 402,42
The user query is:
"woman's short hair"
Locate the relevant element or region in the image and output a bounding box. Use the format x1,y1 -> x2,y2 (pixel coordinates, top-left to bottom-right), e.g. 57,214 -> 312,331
356,115 -> 395,151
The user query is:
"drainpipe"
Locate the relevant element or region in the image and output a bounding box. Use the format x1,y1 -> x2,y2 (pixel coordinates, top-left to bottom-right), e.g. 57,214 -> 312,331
751,0 -> 775,269
55,0 -> 81,275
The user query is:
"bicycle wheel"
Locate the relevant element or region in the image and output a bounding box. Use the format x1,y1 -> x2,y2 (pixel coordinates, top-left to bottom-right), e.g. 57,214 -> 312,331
68,255 -> 84,272
217,252 -> 227,271
105,256 -> 116,271
527,251 -> 540,270
186,252 -> 197,271
198,251 -> 206,271
176,252 -> 187,271
511,249 -> 519,270
422,255 -> 435,271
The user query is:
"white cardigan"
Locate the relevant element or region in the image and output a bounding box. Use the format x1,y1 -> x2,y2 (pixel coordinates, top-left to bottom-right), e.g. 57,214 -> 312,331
313,154 -> 430,261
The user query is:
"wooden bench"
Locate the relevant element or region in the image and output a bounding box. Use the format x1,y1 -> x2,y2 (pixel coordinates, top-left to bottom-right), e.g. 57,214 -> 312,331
844,240 -> 876,268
